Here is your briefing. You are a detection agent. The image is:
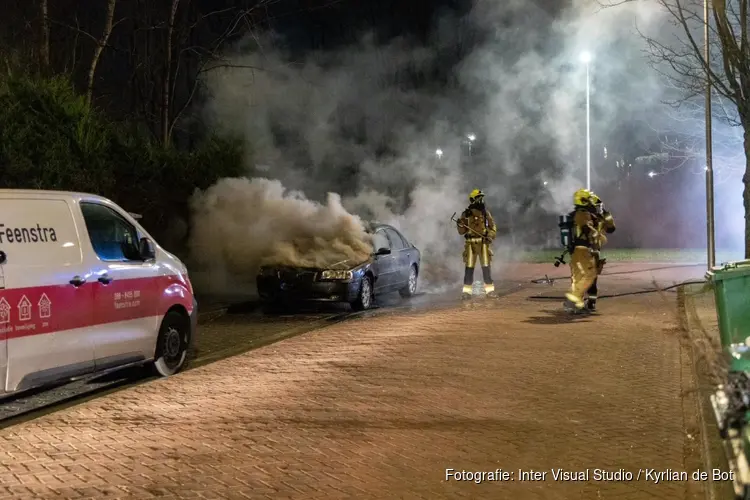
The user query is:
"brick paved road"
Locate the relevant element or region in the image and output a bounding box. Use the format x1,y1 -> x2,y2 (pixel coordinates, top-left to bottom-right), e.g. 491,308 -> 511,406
0,264 -> 711,499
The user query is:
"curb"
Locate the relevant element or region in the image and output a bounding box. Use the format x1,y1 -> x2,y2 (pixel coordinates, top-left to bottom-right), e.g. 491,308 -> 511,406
197,305 -> 230,323
677,284 -> 733,500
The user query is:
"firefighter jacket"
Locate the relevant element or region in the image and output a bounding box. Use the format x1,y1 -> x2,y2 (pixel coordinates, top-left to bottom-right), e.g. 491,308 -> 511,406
571,207 -> 600,249
599,210 -> 616,234
457,205 -> 497,242
591,210 -> 616,251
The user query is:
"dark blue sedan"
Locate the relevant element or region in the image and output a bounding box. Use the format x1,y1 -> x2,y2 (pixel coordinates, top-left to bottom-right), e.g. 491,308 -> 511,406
256,223 -> 421,311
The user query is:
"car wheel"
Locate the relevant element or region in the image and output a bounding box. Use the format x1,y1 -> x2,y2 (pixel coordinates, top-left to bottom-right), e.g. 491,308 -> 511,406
351,275 -> 373,311
399,265 -> 418,298
153,310 -> 191,377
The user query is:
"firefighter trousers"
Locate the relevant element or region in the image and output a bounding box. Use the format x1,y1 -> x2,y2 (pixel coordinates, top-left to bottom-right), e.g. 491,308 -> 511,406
462,238 -> 494,294
565,247 -> 597,309
586,254 -> 605,305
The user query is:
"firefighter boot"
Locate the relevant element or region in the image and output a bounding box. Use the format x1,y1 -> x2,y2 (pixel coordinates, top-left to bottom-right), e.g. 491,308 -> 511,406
563,294 -> 591,315
564,299 -> 591,315
482,266 -> 497,297
586,279 -> 598,311
462,267 -> 474,300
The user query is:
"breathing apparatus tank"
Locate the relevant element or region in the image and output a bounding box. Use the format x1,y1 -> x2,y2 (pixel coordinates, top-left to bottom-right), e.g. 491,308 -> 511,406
558,214 -> 573,250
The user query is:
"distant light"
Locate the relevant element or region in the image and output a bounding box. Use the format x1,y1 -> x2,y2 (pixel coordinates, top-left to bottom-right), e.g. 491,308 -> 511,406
580,51 -> 592,63
543,181 -> 548,186
435,149 -> 443,158
467,134 -> 476,142
648,171 -> 657,178
705,165 -> 709,171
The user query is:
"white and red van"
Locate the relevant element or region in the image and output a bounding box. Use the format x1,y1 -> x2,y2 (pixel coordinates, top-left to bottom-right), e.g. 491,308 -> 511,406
0,189 -> 196,397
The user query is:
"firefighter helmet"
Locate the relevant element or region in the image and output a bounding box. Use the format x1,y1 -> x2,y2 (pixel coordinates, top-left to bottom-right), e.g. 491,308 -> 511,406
573,188 -> 594,207
469,189 -> 485,203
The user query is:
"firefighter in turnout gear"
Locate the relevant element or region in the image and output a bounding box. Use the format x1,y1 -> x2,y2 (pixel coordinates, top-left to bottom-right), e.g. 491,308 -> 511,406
564,188 -> 601,313
457,189 -> 498,299
585,193 -> 616,311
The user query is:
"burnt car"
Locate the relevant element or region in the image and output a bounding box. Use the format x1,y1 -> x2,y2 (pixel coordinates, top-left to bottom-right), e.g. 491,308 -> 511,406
256,223 -> 421,311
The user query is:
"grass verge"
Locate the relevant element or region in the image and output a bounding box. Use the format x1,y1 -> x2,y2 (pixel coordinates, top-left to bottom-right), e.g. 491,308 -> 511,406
519,248 -> 743,264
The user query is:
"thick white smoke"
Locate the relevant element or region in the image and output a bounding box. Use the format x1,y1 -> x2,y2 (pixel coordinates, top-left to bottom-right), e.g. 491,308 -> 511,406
188,0 -> 677,296
188,177 -> 374,295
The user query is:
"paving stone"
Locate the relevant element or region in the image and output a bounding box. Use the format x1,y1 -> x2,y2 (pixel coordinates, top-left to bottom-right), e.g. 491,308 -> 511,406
0,263 -> 709,499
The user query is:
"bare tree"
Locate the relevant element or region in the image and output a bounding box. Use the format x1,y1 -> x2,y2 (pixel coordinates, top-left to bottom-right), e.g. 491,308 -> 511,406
162,2 -> 273,145
86,0 -> 119,106
162,0 -> 181,146
603,0 -> 750,255
648,104 -> 744,184
39,0 -> 49,72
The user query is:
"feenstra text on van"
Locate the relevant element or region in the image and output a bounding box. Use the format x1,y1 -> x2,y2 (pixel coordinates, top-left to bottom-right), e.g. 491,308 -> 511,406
0,224 -> 57,243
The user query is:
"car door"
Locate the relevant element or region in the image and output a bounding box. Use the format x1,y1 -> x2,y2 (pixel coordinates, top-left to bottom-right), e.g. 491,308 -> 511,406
0,197 -> 95,393
383,227 -> 410,287
371,229 -> 396,291
79,201 -> 159,371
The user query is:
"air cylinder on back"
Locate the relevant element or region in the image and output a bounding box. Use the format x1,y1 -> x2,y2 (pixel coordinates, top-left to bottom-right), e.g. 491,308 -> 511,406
558,214 -> 572,249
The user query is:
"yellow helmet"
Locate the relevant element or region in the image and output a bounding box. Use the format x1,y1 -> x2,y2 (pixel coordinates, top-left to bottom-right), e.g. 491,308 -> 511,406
590,192 -> 602,205
573,188 -> 594,207
469,189 -> 485,203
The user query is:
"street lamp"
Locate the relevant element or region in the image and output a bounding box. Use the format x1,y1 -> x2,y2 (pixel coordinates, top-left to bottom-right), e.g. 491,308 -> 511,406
435,148 -> 443,159
703,0 -> 715,269
465,134 -> 476,156
580,51 -> 592,191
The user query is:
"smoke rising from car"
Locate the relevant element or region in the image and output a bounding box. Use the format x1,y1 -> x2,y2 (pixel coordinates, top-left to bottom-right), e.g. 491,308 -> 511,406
188,177 -> 373,295
189,0 -> 708,295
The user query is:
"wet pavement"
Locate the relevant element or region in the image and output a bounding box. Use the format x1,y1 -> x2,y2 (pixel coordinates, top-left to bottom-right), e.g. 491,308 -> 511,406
0,262 -> 718,499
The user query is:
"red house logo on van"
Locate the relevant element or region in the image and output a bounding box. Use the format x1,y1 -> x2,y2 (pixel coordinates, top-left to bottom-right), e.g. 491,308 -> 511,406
0,298 -> 9,324
18,296 -> 31,322
38,294 -> 51,319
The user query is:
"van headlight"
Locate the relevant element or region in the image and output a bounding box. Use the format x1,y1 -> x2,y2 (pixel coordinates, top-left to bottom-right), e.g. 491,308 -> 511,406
319,270 -> 353,281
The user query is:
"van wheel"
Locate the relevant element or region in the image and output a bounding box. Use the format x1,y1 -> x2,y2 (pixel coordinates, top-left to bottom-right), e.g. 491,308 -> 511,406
350,275 -> 373,311
153,311 -> 190,377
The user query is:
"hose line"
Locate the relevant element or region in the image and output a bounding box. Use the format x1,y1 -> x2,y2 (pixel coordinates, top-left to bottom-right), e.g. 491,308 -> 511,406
530,263 -> 709,299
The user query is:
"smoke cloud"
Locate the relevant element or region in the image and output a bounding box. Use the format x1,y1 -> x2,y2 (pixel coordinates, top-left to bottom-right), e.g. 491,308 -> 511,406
188,0 -> 722,296
189,177 -> 374,295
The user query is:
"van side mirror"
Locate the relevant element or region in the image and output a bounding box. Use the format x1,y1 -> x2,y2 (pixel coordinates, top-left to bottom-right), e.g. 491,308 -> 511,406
139,237 -> 155,260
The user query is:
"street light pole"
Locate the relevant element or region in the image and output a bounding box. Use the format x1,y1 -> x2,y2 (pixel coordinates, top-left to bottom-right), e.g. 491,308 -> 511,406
466,134 -> 476,157
704,0 -> 715,269
586,61 -> 591,191
580,51 -> 592,191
